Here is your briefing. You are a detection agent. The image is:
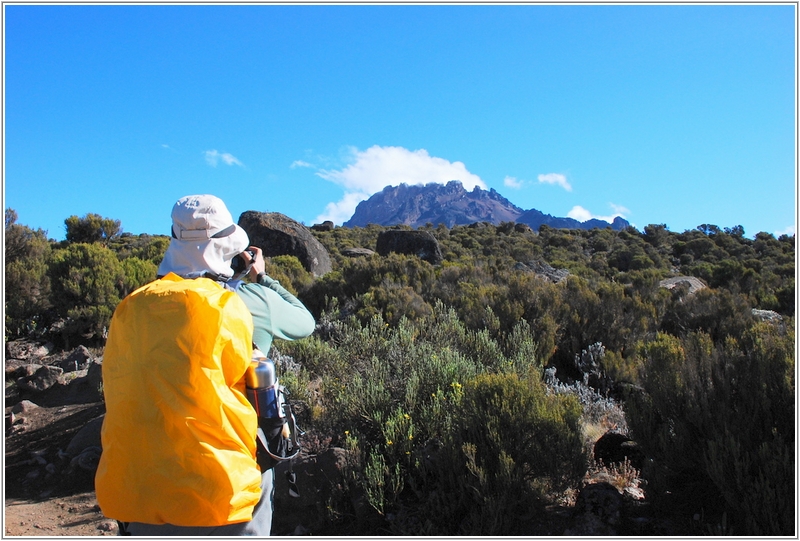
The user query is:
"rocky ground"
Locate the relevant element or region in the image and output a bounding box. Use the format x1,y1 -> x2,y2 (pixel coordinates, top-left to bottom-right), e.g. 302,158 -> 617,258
5,340 -> 698,537
6,490 -> 114,536
5,397 -> 114,535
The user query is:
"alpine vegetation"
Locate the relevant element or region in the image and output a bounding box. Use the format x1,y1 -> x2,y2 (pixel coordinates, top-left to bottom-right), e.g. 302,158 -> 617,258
5,208 -> 795,536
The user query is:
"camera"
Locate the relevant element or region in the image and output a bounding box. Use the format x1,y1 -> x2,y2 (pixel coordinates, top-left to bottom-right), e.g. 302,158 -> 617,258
231,249 -> 255,277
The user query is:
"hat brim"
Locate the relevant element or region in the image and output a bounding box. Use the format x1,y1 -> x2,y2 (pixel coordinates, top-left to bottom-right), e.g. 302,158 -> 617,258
158,224 -> 251,279
225,224 -> 251,256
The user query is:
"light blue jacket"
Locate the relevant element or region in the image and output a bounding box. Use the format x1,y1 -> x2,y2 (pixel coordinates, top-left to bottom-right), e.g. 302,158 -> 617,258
233,273 -> 315,351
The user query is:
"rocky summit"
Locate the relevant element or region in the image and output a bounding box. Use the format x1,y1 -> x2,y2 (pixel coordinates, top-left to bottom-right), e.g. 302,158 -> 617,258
343,181 -> 630,231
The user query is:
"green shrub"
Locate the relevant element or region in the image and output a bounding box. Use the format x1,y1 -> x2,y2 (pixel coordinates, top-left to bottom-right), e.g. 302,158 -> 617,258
5,210 -> 52,338
48,242 -> 124,345
131,235 -> 170,265
626,322 -> 795,535
358,282 -> 432,325
108,234 -> 170,265
120,257 -> 157,297
282,300 -> 591,534
265,255 -> 313,295
411,371 -> 586,535
64,213 -> 121,244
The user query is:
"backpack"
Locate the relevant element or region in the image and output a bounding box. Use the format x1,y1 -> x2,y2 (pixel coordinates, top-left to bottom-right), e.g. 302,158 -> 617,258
97,273 -> 261,526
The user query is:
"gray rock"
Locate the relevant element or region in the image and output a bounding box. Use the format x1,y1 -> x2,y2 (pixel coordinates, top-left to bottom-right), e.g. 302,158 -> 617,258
17,365 -> 64,392
341,247 -> 376,258
516,260 -> 570,283
97,521 -> 119,533
658,276 -> 706,296
577,482 -> 623,522
69,446 -> 102,472
57,345 -> 93,372
752,309 -> 783,322
376,230 -> 443,265
593,431 -> 645,470
311,221 -> 334,232
238,211 -> 332,277
66,415 -> 104,458
6,340 -> 53,360
86,359 -> 104,397
6,362 -> 43,379
11,400 -> 40,414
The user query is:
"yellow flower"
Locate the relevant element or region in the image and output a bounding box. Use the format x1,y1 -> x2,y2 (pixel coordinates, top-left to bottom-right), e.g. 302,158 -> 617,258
387,440 -> 393,445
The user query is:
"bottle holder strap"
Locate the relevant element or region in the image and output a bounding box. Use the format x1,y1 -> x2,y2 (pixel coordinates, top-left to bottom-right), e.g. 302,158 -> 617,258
255,398 -> 302,464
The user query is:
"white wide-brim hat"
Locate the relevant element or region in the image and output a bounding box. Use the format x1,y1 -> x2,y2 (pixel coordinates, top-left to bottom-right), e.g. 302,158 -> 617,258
157,194 -> 250,279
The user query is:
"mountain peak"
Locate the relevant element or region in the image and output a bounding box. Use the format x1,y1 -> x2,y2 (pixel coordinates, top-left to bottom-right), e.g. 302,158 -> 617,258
344,182 -> 524,228
343,182 -> 629,231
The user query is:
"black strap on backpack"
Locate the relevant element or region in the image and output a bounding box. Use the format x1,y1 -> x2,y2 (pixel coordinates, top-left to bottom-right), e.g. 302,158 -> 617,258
254,394 -> 302,498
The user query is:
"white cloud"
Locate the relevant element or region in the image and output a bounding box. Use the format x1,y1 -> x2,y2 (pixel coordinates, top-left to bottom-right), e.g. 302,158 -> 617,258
538,173 -> 572,192
567,206 -> 593,222
504,176 -> 524,189
204,149 -> 244,167
775,225 -> 796,237
290,160 -> 313,169
567,204 -> 629,224
610,203 -> 631,216
315,145 -> 487,224
315,191 -> 373,226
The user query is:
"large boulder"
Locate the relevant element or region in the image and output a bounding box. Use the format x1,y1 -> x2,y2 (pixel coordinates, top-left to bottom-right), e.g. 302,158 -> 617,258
311,221 -> 334,232
341,247 -> 375,258
658,276 -> 706,296
6,362 -> 43,380
86,358 -> 104,398
238,211 -> 332,277
16,365 -> 64,392
565,482 -> 624,535
57,345 -> 93,373
515,260 -> 570,283
66,415 -> 104,460
752,309 -> 783,322
593,431 -> 645,470
375,230 -> 443,265
6,340 -> 54,361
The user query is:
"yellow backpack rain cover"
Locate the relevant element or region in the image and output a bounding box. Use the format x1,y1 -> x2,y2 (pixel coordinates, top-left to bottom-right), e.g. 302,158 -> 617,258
95,273 -> 261,526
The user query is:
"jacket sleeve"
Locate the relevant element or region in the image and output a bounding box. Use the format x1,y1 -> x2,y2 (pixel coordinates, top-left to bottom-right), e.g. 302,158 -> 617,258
235,275 -> 315,351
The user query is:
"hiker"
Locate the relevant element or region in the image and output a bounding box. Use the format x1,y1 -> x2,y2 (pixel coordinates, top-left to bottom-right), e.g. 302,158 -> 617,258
95,194 -> 316,536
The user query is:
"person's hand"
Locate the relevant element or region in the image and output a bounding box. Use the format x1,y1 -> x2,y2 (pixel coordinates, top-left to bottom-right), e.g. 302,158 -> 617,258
245,246 -> 266,282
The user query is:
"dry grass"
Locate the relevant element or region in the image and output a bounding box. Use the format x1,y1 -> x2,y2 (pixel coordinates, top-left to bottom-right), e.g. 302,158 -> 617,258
585,457 -> 642,493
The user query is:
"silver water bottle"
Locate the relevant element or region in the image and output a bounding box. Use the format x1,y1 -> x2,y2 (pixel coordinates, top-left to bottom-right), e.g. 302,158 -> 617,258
245,349 -> 282,419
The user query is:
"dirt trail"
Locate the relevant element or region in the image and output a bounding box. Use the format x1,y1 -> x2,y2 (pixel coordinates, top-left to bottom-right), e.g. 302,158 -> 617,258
5,381 -> 111,536
5,492 -> 116,536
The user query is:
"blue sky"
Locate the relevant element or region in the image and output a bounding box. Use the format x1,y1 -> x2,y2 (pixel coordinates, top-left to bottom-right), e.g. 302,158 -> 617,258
4,3 -> 796,241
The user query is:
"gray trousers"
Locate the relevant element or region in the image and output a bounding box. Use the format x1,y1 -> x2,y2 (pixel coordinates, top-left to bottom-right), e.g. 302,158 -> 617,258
122,469 -> 274,536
